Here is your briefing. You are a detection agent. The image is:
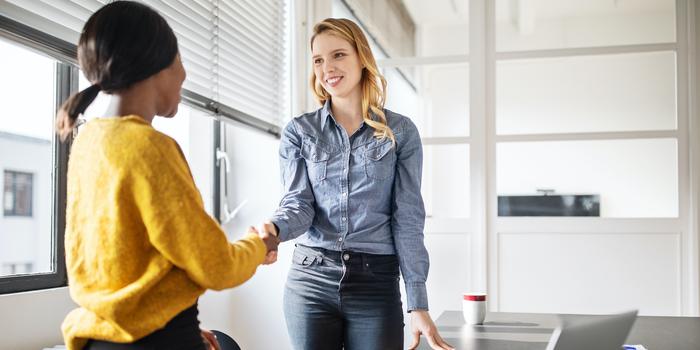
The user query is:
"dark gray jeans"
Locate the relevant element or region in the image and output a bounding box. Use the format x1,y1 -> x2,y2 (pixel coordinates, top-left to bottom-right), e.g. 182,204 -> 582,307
283,245 -> 404,350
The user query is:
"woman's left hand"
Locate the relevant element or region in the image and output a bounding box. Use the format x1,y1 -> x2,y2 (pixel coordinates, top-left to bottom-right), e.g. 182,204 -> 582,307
408,310 -> 454,350
201,329 -> 221,350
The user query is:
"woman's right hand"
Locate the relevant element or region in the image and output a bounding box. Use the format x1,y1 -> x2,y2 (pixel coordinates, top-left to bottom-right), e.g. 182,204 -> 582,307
249,226 -> 279,264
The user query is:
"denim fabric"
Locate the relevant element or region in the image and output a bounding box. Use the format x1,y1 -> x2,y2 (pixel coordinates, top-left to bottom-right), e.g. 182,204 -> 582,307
283,245 -> 404,350
271,101 -> 430,311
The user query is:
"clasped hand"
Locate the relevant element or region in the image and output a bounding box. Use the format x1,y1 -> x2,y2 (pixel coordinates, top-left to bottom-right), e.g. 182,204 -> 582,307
248,221 -> 279,265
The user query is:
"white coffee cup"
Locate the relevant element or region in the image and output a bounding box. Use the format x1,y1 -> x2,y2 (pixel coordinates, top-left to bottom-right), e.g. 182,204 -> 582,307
463,293 -> 487,325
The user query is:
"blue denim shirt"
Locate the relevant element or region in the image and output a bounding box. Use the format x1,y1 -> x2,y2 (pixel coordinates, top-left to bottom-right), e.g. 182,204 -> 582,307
271,101 -> 430,311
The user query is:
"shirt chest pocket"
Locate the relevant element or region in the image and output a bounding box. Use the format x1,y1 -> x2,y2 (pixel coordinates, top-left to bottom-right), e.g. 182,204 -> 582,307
364,140 -> 395,181
301,139 -> 330,184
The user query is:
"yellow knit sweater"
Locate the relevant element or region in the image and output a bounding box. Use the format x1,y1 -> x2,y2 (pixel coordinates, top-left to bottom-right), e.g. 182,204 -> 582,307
62,115 -> 266,350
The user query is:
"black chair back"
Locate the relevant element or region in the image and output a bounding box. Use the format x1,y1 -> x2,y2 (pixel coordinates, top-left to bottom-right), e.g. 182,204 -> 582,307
210,330 -> 242,350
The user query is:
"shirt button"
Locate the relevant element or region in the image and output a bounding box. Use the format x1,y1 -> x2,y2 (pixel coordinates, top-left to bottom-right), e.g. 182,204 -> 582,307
343,253 -> 350,261
338,237 -> 343,242
342,192 -> 347,197
342,217 -> 347,221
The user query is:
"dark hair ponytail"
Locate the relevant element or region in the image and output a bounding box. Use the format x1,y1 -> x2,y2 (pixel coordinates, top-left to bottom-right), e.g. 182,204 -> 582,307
56,0 -> 179,141
57,84 -> 100,140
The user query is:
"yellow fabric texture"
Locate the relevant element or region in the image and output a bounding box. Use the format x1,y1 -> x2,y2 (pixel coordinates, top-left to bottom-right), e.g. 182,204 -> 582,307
61,116 -> 266,349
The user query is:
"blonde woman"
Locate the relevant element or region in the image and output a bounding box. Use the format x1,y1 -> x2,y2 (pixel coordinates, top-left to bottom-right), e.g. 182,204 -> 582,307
262,18 -> 453,350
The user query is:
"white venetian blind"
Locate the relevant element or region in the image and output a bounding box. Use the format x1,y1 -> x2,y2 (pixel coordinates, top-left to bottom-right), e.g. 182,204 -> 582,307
142,0 -> 216,103
216,0 -> 286,124
0,0 -> 287,126
0,0 -> 107,44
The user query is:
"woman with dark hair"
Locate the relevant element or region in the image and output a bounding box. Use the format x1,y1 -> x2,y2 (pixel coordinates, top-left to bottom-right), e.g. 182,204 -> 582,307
58,2 -> 278,349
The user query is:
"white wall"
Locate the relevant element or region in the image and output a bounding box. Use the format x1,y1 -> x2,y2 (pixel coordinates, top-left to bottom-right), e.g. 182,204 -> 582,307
0,287 -> 75,350
497,232 -> 681,315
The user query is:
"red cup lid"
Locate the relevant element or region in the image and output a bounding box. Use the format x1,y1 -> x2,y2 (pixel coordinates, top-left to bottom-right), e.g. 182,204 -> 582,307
463,294 -> 486,301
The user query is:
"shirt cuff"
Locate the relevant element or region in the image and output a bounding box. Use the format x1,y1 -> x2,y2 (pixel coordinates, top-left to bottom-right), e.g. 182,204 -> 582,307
406,282 -> 429,312
270,218 -> 289,242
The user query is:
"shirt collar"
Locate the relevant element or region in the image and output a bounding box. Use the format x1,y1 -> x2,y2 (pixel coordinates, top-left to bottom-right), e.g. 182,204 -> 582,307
319,99 -> 371,134
320,100 -> 334,132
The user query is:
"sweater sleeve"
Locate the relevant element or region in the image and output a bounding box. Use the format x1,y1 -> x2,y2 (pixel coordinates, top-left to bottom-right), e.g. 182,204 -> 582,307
131,137 -> 267,291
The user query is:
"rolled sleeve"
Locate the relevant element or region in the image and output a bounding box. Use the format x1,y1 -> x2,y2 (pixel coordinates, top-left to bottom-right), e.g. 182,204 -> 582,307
391,118 -> 430,311
270,120 -> 316,241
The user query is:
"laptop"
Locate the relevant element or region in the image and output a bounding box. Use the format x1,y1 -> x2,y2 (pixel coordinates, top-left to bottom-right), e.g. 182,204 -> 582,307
545,310 -> 638,350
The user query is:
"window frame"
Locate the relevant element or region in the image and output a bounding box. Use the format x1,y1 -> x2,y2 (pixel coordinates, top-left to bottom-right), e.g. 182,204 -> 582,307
0,15 -> 74,292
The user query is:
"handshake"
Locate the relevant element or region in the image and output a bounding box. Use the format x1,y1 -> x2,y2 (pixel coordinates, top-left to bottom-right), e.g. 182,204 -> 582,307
249,221 -> 280,265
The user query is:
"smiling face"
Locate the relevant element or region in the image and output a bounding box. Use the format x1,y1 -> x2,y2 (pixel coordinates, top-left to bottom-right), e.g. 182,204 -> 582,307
311,32 -> 363,100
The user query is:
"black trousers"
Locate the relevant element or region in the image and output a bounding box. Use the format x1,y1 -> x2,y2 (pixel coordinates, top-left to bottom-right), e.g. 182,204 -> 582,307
84,303 -> 206,350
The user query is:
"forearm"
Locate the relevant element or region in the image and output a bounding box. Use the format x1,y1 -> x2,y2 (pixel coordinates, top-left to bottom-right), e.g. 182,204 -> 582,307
392,116 -> 430,311
212,233 -> 267,290
270,194 -> 315,241
395,234 -> 430,311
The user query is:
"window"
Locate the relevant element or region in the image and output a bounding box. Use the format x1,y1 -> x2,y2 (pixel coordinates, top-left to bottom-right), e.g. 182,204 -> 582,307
3,170 -> 33,217
491,0 -> 689,316
497,139 -> 678,217
494,0 -> 680,218
0,1 -> 289,294
0,29 -> 71,289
